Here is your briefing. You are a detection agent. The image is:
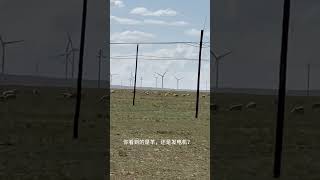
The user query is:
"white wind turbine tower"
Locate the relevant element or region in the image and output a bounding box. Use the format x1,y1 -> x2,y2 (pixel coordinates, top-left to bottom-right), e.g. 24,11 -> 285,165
55,34 -> 75,80
110,73 -> 119,85
174,75 -> 183,90
155,70 -> 168,89
153,74 -> 159,88
66,33 -> 79,79
140,76 -> 143,88
0,35 -> 24,76
211,49 -> 232,89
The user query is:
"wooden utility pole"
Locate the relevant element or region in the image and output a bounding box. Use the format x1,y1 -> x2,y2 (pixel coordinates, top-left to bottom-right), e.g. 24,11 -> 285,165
195,30 -> 204,118
274,0 -> 291,177
133,44 -> 139,106
73,0 -> 88,139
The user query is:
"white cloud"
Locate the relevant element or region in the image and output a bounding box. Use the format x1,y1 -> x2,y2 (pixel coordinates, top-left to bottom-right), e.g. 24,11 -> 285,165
130,7 -> 177,16
110,16 -> 188,26
110,44 -> 210,89
111,31 -> 155,42
110,0 -> 124,8
110,16 -> 141,25
185,29 -> 210,37
144,19 -> 188,26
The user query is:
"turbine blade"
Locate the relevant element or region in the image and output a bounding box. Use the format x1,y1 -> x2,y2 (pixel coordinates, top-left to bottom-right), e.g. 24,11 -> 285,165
219,50 -> 232,59
210,50 -> 218,59
155,72 -> 161,76
4,40 -> 24,45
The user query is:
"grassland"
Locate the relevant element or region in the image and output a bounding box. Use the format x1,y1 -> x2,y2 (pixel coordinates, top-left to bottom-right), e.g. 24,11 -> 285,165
2,85 -> 319,180
110,89 -> 210,180
0,85 -> 107,179
212,93 -> 320,180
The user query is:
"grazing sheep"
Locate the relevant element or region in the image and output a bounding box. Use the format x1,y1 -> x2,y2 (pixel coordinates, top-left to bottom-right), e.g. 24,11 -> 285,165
202,95 -> 206,98
111,90 -> 115,93
4,94 -> 16,100
186,94 -> 190,96
173,93 -> 178,97
291,106 -> 304,114
246,102 -> 257,109
229,104 -> 243,111
100,95 -> 108,102
182,94 -> 186,97
2,90 -> 16,96
61,92 -> 75,98
164,93 -> 169,97
144,91 -> 149,95
312,103 -> 320,110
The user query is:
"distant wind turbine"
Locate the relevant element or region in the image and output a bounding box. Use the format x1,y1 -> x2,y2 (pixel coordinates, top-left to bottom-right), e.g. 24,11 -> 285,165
97,48 -> 106,88
110,73 -> 119,85
67,33 -> 79,79
211,49 -> 232,89
140,76 -> 143,87
155,71 -> 167,89
0,35 -> 24,76
153,74 -> 158,88
174,75 -> 183,90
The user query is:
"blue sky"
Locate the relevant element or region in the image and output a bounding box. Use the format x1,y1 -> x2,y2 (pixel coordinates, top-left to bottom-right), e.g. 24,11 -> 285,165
110,0 -> 210,90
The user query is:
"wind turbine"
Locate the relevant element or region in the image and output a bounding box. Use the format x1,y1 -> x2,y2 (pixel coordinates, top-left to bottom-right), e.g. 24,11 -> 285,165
174,75 -> 183,90
67,33 -> 79,79
155,71 -> 167,89
110,73 -> 119,85
97,48 -> 106,88
0,35 -> 24,75
153,74 -> 158,88
56,34 -> 73,80
211,49 -> 232,89
140,76 -> 143,88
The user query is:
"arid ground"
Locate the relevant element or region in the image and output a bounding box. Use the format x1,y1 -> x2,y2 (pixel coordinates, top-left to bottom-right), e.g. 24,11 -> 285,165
110,89 -> 210,180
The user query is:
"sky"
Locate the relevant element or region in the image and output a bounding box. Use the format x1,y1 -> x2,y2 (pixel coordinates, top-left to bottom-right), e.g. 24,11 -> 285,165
0,0 -> 108,82
211,0 -> 320,90
110,0 -> 210,90
1,0 -> 320,91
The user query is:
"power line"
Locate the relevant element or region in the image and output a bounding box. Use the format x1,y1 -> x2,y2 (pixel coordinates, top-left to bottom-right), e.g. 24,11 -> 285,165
110,41 -> 210,45
110,57 -> 210,62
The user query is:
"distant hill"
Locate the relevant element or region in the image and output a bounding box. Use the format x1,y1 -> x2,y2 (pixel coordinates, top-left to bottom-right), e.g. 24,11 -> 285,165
1,74 -> 320,96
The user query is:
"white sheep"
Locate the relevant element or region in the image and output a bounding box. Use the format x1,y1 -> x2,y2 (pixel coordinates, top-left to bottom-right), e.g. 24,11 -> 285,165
291,106 -> 304,114
61,92 -> 75,98
173,93 -> 178,97
4,94 -> 16,100
2,89 -> 17,96
246,102 -> 257,109
100,95 -> 108,102
229,104 -> 243,111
